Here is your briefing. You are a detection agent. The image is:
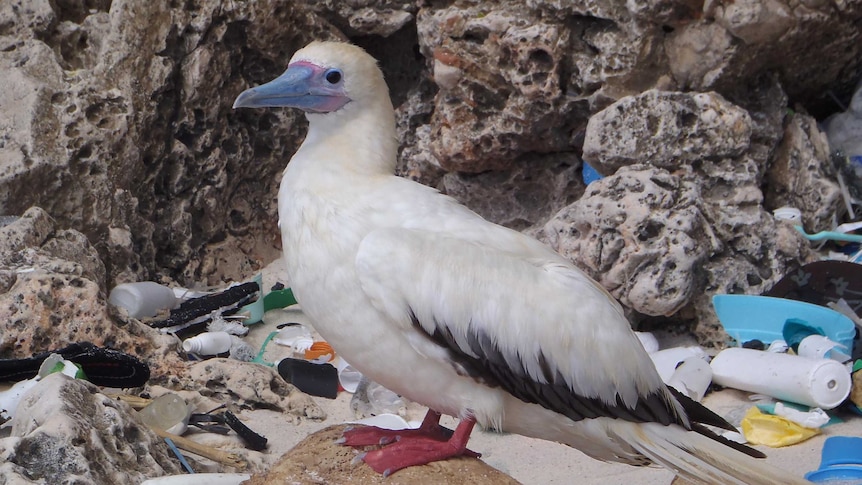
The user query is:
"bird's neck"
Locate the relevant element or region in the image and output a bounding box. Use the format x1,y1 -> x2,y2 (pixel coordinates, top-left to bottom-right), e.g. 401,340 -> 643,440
297,101 -> 398,178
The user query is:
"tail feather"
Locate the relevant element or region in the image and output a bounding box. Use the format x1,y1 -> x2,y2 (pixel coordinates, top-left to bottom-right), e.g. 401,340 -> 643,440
608,421 -> 811,485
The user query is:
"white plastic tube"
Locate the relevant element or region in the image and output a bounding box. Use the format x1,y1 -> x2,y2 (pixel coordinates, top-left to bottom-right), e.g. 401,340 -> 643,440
108,282 -> 177,318
182,332 -> 233,355
710,347 -> 851,409
649,346 -> 708,383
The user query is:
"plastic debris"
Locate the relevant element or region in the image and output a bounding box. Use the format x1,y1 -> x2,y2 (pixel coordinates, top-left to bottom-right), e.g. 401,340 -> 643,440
207,315 -> 249,336
349,413 -> 421,431
183,332 -> 233,356
138,393 -> 193,435
741,407 -> 819,448
334,357 -> 362,393
648,346 -> 709,383
276,358 -> 339,399
273,323 -> 314,353
783,319 -> 852,362
149,281 -> 260,334
0,353 -> 82,425
713,294 -> 856,353
634,331 -> 659,353
581,160 -> 603,185
350,376 -> 407,418
710,347 -> 851,409
666,356 -> 713,402
0,342 -> 150,388
772,402 -> 831,429
773,207 -> 802,223
140,473 -> 251,485
805,436 -> 862,483
109,281 -> 178,319
766,261 -> 862,316
303,341 -> 335,363
798,335 -> 851,362
164,437 -> 195,473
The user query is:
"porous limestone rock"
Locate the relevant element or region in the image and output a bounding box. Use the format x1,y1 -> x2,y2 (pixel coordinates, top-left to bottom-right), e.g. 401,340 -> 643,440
544,166 -> 717,317
242,424 -> 522,485
0,207 -> 157,361
0,373 -> 182,483
546,89 -> 817,344
440,153 -> 583,231
0,0 -> 341,286
765,113 -> 842,232
185,359 -> 325,421
2,0 -> 861,345
582,90 -> 753,175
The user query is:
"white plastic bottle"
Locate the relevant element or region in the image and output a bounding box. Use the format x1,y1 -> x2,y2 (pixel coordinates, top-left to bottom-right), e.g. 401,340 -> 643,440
182,332 -> 233,355
710,347 -> 851,409
108,282 -> 177,318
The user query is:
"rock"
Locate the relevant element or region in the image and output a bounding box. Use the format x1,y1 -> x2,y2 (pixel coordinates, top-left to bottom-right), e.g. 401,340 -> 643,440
544,165 -> 716,316
0,205 -> 176,381
418,4 -> 580,173
185,359 -> 326,421
0,0 -> 341,286
301,0 -> 417,37
0,373 -> 182,483
546,88 -> 817,344
822,79 -> 862,157
765,113 -> 841,232
440,153 -> 583,231
582,90 -> 753,175
242,424 -> 522,485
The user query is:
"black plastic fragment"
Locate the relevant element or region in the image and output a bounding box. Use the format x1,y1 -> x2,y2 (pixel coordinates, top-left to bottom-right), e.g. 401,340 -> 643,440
223,410 -> 268,451
277,358 -> 339,399
148,281 -> 259,332
0,342 -> 150,387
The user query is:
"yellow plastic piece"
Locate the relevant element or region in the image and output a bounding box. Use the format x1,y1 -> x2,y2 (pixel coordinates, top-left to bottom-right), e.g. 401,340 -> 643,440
741,406 -> 820,447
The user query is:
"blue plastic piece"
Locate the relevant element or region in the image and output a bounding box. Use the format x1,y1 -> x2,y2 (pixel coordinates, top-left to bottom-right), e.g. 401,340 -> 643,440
805,436 -> 862,483
712,294 -> 856,352
581,161 -> 603,185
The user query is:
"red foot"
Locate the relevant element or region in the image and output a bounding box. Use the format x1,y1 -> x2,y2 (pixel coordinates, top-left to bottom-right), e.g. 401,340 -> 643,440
338,410 -> 480,476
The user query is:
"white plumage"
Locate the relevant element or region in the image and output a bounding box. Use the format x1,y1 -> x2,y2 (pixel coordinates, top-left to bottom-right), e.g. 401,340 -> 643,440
234,41 -> 809,484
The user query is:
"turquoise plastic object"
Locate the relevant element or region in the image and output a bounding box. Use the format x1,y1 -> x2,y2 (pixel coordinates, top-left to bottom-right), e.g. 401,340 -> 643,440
794,225 -> 862,243
238,274 -> 264,325
805,436 -> 862,483
712,294 -> 856,352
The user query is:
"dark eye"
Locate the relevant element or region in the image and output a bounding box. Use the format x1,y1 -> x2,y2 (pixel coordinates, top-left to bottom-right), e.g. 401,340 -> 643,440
325,69 -> 342,84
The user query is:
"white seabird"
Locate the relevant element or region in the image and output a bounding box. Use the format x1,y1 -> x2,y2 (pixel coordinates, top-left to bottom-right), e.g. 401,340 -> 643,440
234,41 -> 809,484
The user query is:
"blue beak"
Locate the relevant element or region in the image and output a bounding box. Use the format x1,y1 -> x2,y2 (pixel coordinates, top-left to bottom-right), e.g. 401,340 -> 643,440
233,64 -> 348,113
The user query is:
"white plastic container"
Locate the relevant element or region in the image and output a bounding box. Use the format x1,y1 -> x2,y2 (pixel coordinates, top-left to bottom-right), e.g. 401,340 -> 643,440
334,357 -> 362,393
710,347 -> 851,409
182,331 -> 233,355
772,206 -> 802,223
108,282 -> 177,318
666,356 -> 713,402
649,346 -> 709,383
634,331 -> 659,353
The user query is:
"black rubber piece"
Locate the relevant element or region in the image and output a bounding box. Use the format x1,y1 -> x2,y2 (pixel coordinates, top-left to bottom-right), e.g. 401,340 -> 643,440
148,281 -> 259,332
277,358 -> 339,399
0,342 -> 150,387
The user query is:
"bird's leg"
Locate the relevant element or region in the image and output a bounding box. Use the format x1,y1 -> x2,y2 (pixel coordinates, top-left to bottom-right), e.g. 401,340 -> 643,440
358,414 -> 479,476
338,409 -> 451,446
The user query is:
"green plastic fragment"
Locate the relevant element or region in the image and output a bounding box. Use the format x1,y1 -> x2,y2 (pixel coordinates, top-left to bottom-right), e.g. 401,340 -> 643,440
264,288 -> 298,312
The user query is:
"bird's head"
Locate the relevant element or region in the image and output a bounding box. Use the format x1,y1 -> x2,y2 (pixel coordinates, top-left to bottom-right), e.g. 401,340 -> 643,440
233,41 -> 389,116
